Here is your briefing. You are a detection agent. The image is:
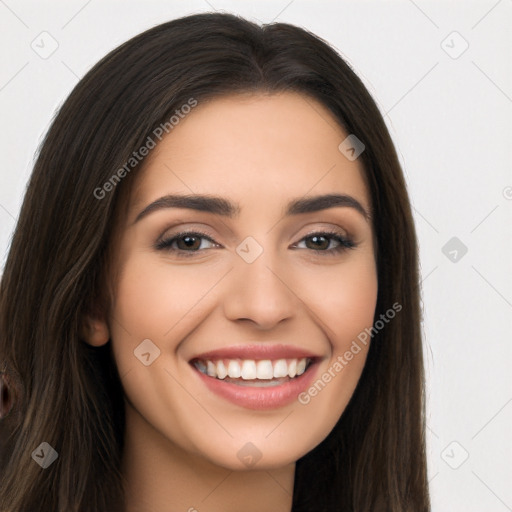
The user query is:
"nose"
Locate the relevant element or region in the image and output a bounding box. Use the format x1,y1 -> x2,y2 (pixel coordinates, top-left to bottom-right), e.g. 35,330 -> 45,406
222,249 -> 297,330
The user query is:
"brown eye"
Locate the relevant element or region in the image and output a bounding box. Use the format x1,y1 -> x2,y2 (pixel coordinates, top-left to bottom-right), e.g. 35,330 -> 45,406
305,234 -> 330,250
155,231 -> 219,256
176,235 -> 202,250
294,231 -> 357,254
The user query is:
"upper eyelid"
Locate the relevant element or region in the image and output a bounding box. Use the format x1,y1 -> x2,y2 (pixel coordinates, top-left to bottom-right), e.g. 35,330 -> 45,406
158,229 -> 217,245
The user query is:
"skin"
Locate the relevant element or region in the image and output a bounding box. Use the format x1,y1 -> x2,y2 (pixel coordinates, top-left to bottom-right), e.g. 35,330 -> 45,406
83,92 -> 378,512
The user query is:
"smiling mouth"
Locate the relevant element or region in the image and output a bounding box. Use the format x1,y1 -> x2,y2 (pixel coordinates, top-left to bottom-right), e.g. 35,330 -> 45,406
191,357 -> 314,387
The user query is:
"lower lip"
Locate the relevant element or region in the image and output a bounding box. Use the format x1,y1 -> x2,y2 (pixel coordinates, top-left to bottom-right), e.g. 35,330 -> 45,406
191,362 -> 318,410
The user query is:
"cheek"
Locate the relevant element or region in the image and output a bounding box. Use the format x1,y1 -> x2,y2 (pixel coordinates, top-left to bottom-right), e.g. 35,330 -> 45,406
113,254 -> 227,327
297,255 -> 378,348
108,255 -> 224,369
291,256 -> 378,442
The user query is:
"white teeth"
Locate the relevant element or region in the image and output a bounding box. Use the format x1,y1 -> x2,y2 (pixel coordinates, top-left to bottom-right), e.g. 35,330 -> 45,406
256,360 -> 274,380
273,359 -> 288,378
288,359 -> 297,378
241,360 -> 257,380
206,361 -> 217,377
227,360 -> 241,378
195,357 -> 311,381
216,360 -> 228,379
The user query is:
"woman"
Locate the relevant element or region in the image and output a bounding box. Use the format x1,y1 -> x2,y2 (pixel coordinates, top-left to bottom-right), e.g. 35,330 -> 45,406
0,12 -> 429,511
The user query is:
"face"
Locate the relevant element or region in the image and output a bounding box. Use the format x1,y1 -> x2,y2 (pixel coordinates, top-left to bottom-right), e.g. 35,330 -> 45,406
94,92 -> 378,471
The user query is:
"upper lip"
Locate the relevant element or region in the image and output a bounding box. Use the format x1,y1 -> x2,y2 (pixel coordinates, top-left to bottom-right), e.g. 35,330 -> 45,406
189,344 -> 321,362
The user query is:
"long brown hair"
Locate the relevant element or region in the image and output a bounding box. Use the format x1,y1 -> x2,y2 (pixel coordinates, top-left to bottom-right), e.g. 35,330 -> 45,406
0,12 -> 429,511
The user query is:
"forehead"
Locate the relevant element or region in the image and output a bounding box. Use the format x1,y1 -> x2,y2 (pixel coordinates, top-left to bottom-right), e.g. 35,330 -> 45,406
129,92 -> 370,215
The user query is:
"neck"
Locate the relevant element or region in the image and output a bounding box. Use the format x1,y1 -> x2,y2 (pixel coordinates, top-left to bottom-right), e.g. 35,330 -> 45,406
121,400 -> 295,512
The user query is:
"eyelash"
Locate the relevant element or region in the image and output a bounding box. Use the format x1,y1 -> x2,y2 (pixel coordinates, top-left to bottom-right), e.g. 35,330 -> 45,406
154,229 -> 358,258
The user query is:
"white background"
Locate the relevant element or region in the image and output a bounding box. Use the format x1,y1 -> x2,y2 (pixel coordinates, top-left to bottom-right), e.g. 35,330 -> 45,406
1,1 -> 511,510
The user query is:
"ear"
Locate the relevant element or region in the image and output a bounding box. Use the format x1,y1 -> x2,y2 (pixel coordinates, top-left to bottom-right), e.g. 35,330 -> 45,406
81,313 -> 110,347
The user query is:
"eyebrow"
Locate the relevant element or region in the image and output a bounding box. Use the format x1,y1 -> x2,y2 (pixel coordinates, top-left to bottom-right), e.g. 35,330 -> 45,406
133,193 -> 371,224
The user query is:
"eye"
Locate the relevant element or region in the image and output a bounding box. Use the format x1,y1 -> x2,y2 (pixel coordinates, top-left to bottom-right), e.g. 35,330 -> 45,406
292,231 -> 357,254
155,230 -> 220,257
